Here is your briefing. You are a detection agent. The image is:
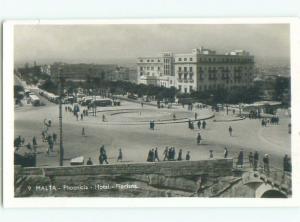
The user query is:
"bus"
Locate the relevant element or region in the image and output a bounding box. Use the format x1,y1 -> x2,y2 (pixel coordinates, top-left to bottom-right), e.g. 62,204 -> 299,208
92,98 -> 113,107
29,94 -> 41,106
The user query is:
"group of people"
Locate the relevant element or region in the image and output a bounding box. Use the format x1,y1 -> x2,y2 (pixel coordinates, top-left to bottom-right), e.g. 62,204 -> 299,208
146,147 -> 191,162
261,117 -> 280,127
189,120 -> 207,130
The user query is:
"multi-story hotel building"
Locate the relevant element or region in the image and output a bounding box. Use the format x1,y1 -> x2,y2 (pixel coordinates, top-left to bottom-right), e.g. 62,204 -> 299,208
137,47 -> 254,93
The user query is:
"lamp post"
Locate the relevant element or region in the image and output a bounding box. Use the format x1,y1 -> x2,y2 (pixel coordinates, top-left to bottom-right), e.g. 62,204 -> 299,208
58,68 -> 64,166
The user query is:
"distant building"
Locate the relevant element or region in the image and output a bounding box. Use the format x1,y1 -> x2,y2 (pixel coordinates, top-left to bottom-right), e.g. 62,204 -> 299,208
50,63 -> 131,82
137,47 -> 254,93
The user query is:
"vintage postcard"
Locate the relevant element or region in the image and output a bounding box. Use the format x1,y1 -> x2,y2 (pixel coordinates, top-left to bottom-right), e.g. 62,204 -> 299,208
2,18 -> 300,207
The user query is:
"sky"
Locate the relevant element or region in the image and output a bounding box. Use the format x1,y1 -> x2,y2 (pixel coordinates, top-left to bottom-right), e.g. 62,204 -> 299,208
14,24 -> 290,67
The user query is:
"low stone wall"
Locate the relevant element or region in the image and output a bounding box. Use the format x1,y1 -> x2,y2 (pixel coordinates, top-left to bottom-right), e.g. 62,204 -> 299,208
15,159 -> 237,197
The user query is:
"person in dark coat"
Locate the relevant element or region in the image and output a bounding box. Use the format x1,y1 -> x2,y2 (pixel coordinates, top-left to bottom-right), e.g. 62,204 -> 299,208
202,120 -> 206,129
177,149 -> 183,161
154,147 -> 160,162
248,152 -> 254,168
117,148 -> 123,162
186,151 -> 191,160
237,149 -> 244,168
197,133 -> 202,145
263,154 -> 270,174
163,146 -> 169,161
197,120 -> 201,129
32,136 -> 37,147
253,151 -> 259,171
229,126 -> 233,136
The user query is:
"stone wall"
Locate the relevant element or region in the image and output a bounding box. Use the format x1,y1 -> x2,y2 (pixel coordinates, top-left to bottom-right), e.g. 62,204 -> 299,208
15,159 -> 241,197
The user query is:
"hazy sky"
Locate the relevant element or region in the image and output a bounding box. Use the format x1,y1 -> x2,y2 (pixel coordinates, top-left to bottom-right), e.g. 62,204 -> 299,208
14,24 -> 290,66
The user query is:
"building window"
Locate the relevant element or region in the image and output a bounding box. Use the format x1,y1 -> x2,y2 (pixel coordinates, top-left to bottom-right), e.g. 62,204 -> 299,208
184,88 -> 187,93
184,67 -> 187,72
184,58 -> 187,61
178,85 -> 182,91
157,67 -> 160,70
147,67 -> 150,70
178,58 -> 182,61
178,67 -> 182,71
151,67 -> 154,70
158,59 -> 160,62
140,72 -> 143,76
170,80 -> 172,84
140,59 -> 143,62
140,67 -> 143,71
189,67 -> 193,72
147,59 -> 150,62
189,86 -> 193,92
190,58 -> 193,61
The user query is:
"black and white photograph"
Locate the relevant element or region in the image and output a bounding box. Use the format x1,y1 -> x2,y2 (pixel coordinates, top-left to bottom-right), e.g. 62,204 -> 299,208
3,19 -> 298,207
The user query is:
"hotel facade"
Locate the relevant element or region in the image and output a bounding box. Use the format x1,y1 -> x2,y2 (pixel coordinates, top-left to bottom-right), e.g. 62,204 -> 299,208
137,47 -> 254,93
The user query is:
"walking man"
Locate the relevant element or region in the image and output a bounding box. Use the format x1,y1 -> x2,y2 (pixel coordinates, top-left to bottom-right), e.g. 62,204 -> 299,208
229,126 -> 233,136
224,147 -> 228,158
177,149 -> 183,161
186,151 -> 191,160
253,151 -> 259,171
197,120 -> 201,129
197,133 -> 202,145
154,147 -> 160,162
248,152 -> 254,168
163,146 -> 169,161
82,127 -> 85,136
202,120 -> 206,129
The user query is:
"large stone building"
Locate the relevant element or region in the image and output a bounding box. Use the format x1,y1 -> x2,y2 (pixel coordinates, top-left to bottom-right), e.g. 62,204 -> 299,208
137,47 -> 254,93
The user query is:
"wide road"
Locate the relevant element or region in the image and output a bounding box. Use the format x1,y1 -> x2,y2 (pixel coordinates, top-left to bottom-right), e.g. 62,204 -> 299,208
14,99 -> 291,169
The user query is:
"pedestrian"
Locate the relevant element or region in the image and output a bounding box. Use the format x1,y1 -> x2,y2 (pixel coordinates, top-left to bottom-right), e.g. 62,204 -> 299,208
224,147 -> 228,158
117,148 -> 123,162
229,126 -> 233,136
87,157 -> 93,165
102,150 -> 109,164
151,148 -> 155,162
197,120 -> 201,129
263,154 -> 270,174
186,151 -> 191,160
163,146 -> 169,161
168,147 -> 173,161
195,112 -> 198,120
48,119 -> 52,127
81,113 -> 83,120
197,133 -> 202,145
147,149 -> 152,162
173,113 -> 176,120
237,149 -> 244,168
177,149 -> 183,161
154,147 -> 160,162
202,120 -> 206,129
102,114 -> 105,122
253,151 -> 259,171
82,127 -> 85,136
209,150 -> 213,158
248,152 -> 254,168
32,136 -> 37,147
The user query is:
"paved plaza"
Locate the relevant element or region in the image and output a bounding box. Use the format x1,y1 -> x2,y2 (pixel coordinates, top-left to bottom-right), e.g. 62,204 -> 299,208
14,95 -> 291,169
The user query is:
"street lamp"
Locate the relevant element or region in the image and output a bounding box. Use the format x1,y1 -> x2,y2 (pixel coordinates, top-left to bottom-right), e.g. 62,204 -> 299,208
58,68 -> 64,166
